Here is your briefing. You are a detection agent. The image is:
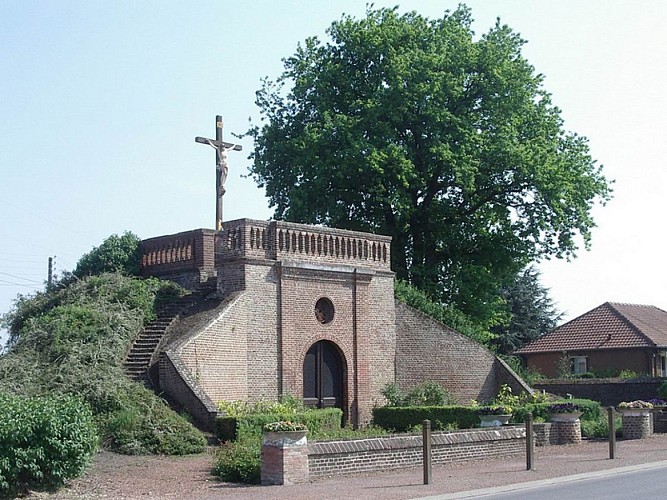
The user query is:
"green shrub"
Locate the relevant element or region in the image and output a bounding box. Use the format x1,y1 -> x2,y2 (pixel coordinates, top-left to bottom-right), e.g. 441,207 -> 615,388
214,407 -> 342,442
0,273 -> 203,458
96,382 -> 206,455
213,436 -> 261,484
580,414 -> 622,439
380,381 -> 453,407
394,280 -> 495,345
498,356 -> 545,385
619,369 -> 638,379
511,398 -> 602,423
658,381 -> 667,400
73,232 -> 142,277
212,405 -> 344,484
372,406 -> 479,432
0,393 -> 98,496
217,396 -> 301,417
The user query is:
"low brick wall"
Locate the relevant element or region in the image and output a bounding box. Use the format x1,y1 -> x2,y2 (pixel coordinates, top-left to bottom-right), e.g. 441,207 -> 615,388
532,379 -> 665,407
307,427 -> 526,478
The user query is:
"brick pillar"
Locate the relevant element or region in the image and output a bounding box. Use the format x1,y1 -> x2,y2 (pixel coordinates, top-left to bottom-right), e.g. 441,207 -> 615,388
621,412 -> 652,439
553,420 -> 582,444
260,431 -> 309,485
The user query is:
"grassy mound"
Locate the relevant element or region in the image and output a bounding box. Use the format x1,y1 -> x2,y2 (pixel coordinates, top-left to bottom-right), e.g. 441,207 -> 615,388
0,273 -> 206,456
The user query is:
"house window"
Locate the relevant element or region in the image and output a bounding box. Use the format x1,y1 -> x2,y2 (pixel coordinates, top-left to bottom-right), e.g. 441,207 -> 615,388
657,353 -> 667,377
570,356 -> 588,375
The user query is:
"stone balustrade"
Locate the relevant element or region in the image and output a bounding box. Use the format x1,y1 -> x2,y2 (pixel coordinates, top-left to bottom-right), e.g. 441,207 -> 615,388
217,219 -> 392,270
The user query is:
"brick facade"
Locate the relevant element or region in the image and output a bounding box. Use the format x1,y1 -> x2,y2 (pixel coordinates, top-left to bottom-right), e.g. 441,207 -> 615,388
395,302 -> 530,403
142,220 -> 528,427
524,349 -> 653,379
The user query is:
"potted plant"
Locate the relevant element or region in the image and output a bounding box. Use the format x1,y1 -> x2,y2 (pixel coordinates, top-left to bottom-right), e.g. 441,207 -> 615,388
617,400 -> 653,416
548,402 -> 582,422
261,421 -> 309,485
478,405 -> 513,427
263,420 -> 308,441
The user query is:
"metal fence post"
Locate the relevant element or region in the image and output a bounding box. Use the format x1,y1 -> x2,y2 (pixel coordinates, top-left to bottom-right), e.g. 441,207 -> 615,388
423,419 -> 432,484
608,406 -> 616,459
525,412 -> 534,470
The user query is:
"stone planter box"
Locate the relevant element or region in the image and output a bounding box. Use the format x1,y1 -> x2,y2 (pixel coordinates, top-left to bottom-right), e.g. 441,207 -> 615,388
260,430 -> 309,485
549,413 -> 582,444
618,409 -> 651,417
549,411 -> 583,422
479,415 -> 512,427
620,410 -> 652,439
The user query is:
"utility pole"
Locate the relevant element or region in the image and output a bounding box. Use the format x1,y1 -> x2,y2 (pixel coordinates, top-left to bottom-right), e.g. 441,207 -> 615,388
47,256 -> 53,289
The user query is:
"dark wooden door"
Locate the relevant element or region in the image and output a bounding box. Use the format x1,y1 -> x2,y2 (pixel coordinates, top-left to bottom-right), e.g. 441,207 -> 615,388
303,340 -> 343,409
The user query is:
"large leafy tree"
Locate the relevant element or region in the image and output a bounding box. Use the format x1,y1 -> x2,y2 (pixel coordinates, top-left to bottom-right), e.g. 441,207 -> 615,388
73,232 -> 141,278
491,266 -> 562,354
247,6 -> 611,324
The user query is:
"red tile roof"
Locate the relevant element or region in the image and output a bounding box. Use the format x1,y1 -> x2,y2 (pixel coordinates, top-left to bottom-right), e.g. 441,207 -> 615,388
515,302 -> 667,354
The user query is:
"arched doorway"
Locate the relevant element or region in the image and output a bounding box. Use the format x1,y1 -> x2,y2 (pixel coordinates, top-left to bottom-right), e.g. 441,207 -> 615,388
303,340 -> 344,410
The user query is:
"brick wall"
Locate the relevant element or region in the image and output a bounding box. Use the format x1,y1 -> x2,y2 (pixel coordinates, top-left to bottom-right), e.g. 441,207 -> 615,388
176,293 -> 249,402
395,302 -> 528,403
308,427 -> 526,478
152,219 -> 530,427
525,349 -> 653,378
533,379 -> 666,406
158,350 -> 218,428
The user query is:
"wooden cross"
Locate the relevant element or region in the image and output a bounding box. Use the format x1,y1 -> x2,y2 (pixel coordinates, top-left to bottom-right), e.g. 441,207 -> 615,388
195,115 -> 242,231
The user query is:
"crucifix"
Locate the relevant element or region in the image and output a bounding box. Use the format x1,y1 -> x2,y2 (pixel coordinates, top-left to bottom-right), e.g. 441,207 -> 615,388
195,115 -> 242,231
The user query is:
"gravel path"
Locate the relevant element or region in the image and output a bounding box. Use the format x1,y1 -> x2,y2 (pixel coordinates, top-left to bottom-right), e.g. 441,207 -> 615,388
28,434 -> 667,499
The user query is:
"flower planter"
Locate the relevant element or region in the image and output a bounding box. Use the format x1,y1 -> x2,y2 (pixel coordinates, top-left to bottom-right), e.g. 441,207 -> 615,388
619,410 -> 652,439
549,411 -> 582,422
479,415 -> 512,427
260,430 -> 309,485
262,430 -> 308,446
618,409 -> 651,417
549,412 -> 582,444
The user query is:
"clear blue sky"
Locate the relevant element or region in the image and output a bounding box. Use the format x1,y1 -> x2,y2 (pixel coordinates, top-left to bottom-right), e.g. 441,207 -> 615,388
2,1 -> 666,345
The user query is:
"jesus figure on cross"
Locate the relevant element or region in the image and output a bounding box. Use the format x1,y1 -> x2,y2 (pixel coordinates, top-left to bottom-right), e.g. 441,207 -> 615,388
195,115 -> 242,230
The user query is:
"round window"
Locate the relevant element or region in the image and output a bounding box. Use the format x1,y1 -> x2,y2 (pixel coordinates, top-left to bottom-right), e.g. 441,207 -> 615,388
315,298 -> 334,324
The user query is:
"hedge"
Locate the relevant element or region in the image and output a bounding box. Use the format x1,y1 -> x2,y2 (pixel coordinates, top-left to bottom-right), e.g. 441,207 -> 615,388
372,399 -> 603,431
511,399 -> 602,423
214,407 -> 343,441
372,406 -> 479,432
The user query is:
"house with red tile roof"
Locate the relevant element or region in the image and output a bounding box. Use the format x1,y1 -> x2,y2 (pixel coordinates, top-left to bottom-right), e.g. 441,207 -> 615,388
515,302 -> 667,378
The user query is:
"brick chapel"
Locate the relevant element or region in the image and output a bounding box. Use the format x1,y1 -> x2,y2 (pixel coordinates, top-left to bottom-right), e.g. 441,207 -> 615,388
133,220 -> 527,428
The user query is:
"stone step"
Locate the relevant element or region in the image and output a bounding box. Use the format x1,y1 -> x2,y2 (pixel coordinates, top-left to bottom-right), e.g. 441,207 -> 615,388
133,339 -> 161,346
124,358 -> 149,366
141,330 -> 166,336
126,352 -> 151,361
130,346 -> 155,353
123,279 -> 216,383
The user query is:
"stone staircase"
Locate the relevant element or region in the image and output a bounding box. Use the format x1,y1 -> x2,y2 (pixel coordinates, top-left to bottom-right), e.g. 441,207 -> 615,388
123,278 -> 216,382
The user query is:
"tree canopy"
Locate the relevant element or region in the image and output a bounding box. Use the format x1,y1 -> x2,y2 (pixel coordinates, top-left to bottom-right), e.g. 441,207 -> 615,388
491,266 -> 562,354
73,231 -> 141,278
247,6 -> 612,324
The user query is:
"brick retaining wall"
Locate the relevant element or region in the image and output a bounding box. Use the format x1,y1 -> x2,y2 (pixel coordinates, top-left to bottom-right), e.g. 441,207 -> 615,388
307,427 -> 526,478
533,379 -> 666,406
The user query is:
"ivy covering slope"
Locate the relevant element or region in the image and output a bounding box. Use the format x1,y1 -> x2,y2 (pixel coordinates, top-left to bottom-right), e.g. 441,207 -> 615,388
0,272 -> 206,456
394,280 -> 496,346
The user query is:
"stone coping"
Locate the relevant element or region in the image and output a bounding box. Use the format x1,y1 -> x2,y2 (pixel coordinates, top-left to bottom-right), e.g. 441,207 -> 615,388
308,426 -> 526,455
